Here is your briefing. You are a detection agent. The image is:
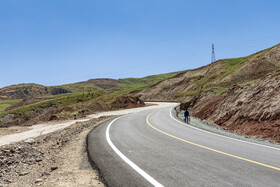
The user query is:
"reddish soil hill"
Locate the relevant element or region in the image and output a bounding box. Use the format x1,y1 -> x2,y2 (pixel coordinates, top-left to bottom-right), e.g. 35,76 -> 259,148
82,78 -> 119,89
193,70 -> 280,142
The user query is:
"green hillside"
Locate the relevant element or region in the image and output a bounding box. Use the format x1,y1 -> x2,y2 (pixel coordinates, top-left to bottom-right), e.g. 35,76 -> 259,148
137,43 -> 280,102
0,90 -> 143,127
58,82 -> 103,93
0,71 -> 180,126
0,99 -> 22,112
57,72 -> 180,94
108,72 -> 181,94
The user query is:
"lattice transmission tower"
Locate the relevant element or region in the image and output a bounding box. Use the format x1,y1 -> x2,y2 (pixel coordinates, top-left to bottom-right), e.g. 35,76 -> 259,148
211,43 -> 216,63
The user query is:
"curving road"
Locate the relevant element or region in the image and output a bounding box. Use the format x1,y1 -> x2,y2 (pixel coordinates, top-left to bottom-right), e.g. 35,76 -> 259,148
87,104 -> 280,187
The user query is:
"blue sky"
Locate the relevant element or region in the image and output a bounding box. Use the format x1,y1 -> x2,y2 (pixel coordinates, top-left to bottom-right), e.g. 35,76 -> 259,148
0,0 -> 280,88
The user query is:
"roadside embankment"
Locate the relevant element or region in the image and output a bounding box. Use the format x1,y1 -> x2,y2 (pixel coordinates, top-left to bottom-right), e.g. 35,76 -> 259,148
175,107 -> 280,149
0,117 -> 109,186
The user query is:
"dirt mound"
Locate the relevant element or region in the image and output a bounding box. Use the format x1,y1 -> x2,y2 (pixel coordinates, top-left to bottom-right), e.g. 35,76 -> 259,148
0,117 -> 107,186
112,96 -> 144,109
83,78 -> 119,89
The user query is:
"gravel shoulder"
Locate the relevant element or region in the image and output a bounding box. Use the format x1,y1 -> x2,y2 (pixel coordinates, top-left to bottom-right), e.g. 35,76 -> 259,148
0,117 -> 110,186
175,108 -> 280,149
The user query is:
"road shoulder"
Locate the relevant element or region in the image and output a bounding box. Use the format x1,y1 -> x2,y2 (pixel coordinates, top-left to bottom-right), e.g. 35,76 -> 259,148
0,117 -> 110,186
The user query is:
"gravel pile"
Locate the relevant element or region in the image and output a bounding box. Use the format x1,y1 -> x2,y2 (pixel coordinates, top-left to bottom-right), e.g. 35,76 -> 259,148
0,138 -> 59,186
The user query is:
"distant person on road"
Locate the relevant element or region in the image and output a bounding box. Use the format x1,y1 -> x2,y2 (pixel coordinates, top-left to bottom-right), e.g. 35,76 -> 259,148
184,109 -> 190,123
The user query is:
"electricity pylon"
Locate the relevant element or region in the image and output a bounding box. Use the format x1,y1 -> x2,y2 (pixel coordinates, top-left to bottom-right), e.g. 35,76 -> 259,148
211,43 -> 216,63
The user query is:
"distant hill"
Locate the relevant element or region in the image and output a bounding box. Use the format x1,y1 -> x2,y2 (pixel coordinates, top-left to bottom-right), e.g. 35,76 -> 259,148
59,72 -> 181,94
82,78 -> 119,89
0,72 -> 180,101
0,71 -> 180,126
0,84 -> 70,100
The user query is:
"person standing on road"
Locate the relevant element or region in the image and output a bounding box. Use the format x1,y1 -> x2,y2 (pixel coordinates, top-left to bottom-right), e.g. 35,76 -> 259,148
184,109 -> 190,123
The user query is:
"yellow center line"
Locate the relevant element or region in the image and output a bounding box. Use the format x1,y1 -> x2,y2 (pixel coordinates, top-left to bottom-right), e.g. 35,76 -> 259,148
146,110 -> 280,171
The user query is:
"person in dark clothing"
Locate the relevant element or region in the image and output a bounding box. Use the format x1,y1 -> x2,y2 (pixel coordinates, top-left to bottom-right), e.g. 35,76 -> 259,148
184,109 -> 190,123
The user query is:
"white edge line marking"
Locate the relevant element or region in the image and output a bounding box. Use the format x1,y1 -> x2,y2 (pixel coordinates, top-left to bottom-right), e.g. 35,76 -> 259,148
106,116 -> 164,187
169,107 -> 280,151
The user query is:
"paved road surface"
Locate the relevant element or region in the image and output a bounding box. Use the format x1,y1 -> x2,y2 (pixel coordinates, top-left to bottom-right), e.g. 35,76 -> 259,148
88,104 -> 280,186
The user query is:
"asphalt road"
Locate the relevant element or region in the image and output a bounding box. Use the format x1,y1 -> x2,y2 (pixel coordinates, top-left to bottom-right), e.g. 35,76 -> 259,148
88,104 -> 280,187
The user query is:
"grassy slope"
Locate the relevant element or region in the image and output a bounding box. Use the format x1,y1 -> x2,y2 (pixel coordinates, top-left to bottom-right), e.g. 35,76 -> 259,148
36,71 -> 181,99
109,72 -> 181,94
0,90 -> 104,116
0,99 -> 22,112
0,90 -> 113,126
172,56 -> 251,100
56,71 -> 181,95
203,52 -> 273,93
138,44 -> 280,102
5,83 -> 44,88
58,82 -> 103,93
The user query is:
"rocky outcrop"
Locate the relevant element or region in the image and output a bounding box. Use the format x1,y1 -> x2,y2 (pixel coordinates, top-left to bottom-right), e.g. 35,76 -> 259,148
0,84 -> 71,100
0,85 -> 49,99
50,87 -> 70,95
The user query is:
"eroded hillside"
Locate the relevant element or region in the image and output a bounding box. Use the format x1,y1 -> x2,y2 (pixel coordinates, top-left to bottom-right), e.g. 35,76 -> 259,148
194,70 -> 280,142
0,84 -> 70,100
136,43 -> 280,142
137,43 -> 280,102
